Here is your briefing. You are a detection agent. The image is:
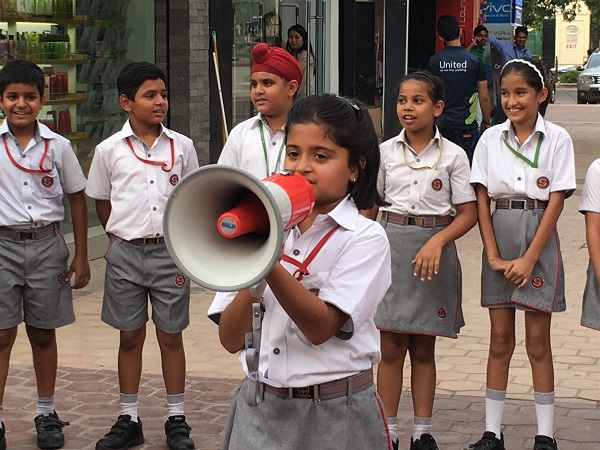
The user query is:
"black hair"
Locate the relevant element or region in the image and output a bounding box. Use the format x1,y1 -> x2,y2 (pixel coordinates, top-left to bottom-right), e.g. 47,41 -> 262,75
500,58 -> 550,116
397,71 -> 445,104
286,94 -> 387,209
286,24 -> 314,60
473,25 -> 488,36
437,15 -> 460,41
515,26 -> 528,36
117,61 -> 167,100
0,59 -> 45,97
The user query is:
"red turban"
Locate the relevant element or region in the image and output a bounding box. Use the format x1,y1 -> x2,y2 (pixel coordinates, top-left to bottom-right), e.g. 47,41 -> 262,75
251,43 -> 303,86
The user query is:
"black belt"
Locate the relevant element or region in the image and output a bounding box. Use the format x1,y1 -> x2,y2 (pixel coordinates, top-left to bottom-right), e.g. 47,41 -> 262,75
495,198 -> 548,210
382,212 -> 453,228
126,236 -> 165,245
263,368 -> 373,401
0,223 -> 57,241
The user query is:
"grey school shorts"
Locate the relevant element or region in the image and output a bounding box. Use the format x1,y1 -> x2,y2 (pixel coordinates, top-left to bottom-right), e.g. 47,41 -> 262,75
102,237 -> 190,334
0,230 -> 73,330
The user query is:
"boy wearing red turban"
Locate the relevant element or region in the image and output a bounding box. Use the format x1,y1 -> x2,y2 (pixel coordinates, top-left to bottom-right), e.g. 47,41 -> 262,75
217,43 -> 302,179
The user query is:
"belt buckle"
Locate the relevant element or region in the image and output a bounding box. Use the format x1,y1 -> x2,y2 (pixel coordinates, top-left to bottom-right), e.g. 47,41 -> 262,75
292,386 -> 314,399
17,231 -> 35,240
408,216 -> 424,227
509,199 -> 526,210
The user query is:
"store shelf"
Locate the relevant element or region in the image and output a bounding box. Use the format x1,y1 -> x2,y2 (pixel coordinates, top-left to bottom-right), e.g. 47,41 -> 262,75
0,13 -> 87,26
22,54 -> 87,65
45,92 -> 88,105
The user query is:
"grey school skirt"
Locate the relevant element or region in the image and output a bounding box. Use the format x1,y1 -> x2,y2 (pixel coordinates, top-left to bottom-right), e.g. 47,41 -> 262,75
581,262 -> 600,331
481,208 -> 566,312
375,221 -> 464,338
221,378 -> 390,450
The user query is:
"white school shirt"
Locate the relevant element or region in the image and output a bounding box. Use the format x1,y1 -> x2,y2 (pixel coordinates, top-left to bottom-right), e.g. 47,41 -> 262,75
217,114 -> 286,179
579,159 -> 600,214
86,120 -> 199,240
471,114 -> 576,200
377,128 -> 475,217
0,120 -> 86,227
208,198 -> 392,387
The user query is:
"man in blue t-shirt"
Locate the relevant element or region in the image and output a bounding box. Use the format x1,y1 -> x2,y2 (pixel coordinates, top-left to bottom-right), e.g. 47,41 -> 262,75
487,26 -> 533,123
427,15 -> 490,164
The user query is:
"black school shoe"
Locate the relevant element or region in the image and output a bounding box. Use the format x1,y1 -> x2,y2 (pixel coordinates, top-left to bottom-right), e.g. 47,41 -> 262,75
411,433 -> 440,450
95,415 -> 144,450
0,423 -> 6,450
34,411 -> 70,449
165,415 -> 195,450
533,435 -> 558,450
391,437 -> 399,450
465,431 -> 505,450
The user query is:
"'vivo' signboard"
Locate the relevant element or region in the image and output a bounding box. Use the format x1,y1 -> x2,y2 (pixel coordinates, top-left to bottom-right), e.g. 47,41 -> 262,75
486,0 -> 521,25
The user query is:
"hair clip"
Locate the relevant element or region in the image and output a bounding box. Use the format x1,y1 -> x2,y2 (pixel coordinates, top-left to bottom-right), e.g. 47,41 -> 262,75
336,95 -> 361,112
501,59 -> 545,86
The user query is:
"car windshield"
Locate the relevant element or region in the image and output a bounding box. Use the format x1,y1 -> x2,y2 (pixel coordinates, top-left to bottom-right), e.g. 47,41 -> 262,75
587,54 -> 600,69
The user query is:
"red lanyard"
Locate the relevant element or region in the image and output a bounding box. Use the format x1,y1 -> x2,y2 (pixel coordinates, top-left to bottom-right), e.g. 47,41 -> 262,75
281,225 -> 341,281
4,135 -> 51,173
125,137 -> 175,172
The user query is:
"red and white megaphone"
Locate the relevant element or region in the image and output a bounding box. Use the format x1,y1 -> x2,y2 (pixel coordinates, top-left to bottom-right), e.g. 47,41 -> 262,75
163,165 -> 314,292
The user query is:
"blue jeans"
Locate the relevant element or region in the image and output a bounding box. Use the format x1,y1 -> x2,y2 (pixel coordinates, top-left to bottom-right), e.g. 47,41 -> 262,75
438,125 -> 480,165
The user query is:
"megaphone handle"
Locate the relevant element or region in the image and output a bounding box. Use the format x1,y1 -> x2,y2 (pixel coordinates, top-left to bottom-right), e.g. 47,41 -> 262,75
244,302 -> 265,406
249,279 -> 267,299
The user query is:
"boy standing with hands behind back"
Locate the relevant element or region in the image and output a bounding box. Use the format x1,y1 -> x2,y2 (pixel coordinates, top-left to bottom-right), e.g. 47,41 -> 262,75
86,62 -> 199,450
0,59 -> 90,450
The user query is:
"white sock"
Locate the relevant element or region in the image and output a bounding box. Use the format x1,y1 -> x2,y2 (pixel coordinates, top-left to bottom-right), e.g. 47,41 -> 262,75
485,388 -> 506,437
37,396 -> 54,416
120,393 -> 139,422
413,416 -> 432,441
534,391 -> 555,438
387,416 -> 398,442
167,393 -> 185,417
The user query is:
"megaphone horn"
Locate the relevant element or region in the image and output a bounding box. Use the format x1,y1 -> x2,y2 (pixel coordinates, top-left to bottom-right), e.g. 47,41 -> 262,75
163,165 -> 314,292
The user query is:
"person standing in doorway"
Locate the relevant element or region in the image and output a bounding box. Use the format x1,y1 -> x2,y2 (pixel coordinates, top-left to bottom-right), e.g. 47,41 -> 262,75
286,24 -> 315,98
428,15 -> 490,164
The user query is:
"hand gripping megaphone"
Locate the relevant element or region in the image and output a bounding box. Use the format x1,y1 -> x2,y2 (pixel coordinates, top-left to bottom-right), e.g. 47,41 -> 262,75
163,165 -> 315,292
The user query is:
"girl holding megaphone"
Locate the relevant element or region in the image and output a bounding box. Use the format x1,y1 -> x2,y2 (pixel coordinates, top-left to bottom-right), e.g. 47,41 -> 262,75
208,94 -> 393,449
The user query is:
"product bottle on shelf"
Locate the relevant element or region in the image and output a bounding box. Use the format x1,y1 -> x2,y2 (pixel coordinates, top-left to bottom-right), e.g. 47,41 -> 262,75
44,0 -> 53,18
7,35 -> 15,60
0,33 -> 8,62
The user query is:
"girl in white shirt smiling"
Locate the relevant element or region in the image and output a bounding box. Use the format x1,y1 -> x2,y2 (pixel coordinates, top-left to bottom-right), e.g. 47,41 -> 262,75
468,59 -> 575,450
373,71 -> 477,450
209,94 -> 392,450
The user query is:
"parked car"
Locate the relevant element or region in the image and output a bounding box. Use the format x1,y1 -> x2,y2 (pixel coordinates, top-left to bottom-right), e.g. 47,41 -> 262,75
577,51 -> 600,104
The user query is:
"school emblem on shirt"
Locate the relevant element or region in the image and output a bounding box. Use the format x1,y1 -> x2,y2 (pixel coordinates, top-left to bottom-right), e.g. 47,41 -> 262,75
431,179 -> 443,191
531,276 -> 544,289
437,307 -> 446,319
308,288 -> 320,296
41,176 -> 54,188
57,273 -> 65,284
536,176 -> 550,189
175,274 -> 186,286
169,174 -> 179,186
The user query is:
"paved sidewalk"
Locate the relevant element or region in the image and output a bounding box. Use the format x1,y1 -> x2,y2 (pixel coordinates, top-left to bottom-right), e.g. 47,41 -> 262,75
2,104 -> 600,449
